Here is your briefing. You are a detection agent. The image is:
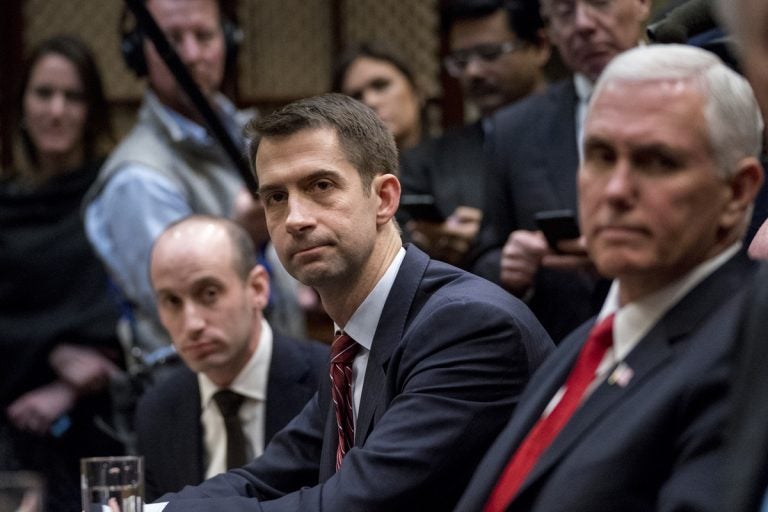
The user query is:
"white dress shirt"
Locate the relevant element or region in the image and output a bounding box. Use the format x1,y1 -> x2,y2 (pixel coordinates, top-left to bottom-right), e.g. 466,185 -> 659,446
574,73 -> 594,163
334,247 -> 406,431
198,319 -> 273,479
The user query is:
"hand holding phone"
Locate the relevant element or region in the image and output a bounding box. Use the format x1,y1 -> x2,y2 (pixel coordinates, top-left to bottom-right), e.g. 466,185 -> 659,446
534,209 -> 580,252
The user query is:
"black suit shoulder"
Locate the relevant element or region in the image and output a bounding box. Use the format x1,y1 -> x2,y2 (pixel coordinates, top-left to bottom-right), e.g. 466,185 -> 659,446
492,79 -> 575,130
135,363 -> 198,424
269,333 -> 328,388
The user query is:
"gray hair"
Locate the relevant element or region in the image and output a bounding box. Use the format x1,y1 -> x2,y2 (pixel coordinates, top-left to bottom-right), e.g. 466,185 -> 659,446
590,44 -> 763,177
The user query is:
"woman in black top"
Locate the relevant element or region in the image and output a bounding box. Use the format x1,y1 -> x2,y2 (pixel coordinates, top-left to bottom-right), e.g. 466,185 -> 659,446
0,35 -> 125,512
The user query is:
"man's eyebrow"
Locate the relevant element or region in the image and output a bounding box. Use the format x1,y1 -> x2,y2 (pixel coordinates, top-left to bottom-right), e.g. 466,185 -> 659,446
258,169 -> 344,195
302,169 -> 344,182
154,287 -> 174,298
583,134 -> 611,148
257,182 -> 282,196
190,276 -> 223,291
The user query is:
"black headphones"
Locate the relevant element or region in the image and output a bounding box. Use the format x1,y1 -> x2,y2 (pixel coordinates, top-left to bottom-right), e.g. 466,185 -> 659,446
119,1 -> 242,77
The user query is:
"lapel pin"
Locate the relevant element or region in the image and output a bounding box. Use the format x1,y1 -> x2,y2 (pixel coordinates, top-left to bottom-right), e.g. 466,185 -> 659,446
608,362 -> 634,388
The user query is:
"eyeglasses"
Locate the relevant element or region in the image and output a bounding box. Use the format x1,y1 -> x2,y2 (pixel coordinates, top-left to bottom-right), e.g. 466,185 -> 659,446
443,41 -> 526,77
544,0 -> 615,26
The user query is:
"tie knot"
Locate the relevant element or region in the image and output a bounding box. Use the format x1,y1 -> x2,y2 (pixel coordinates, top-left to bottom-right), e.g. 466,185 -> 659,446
213,389 -> 245,418
331,333 -> 359,364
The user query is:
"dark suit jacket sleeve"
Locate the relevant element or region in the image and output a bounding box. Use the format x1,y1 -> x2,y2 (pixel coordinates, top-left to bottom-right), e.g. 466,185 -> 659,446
725,263 -> 768,512
655,356 -> 732,512
162,277 -> 553,511
136,390 -> 165,502
136,365 -> 203,502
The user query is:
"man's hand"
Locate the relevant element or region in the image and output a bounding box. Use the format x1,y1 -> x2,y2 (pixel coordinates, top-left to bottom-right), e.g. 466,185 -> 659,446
500,230 -> 548,296
49,344 -> 120,395
541,237 -> 592,271
408,206 -> 482,265
500,230 -> 593,297
6,380 -> 77,435
233,188 -> 269,247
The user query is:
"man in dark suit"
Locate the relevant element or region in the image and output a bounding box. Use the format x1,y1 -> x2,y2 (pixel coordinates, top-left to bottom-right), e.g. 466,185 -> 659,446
472,0 -> 650,341
456,44 -> 764,511
716,1 -> 768,510
154,93 -> 554,511
136,215 -> 328,501
399,0 -> 550,268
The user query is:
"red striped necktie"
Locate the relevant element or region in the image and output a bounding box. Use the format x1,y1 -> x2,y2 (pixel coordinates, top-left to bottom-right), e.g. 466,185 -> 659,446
484,314 -> 615,511
330,332 -> 360,471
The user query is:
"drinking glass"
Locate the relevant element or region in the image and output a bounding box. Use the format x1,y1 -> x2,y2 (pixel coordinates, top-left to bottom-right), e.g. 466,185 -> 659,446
80,456 -> 143,512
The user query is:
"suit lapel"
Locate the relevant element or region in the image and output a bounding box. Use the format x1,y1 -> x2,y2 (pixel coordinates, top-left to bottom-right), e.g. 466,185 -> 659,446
169,370 -> 205,486
518,252 -> 754,497
354,245 -> 429,444
523,322 -> 675,493
458,322 -> 592,508
264,334 -> 309,442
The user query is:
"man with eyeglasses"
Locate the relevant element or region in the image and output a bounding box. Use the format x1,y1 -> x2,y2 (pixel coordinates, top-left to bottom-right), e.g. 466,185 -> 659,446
472,0 -> 651,343
399,0 -> 550,268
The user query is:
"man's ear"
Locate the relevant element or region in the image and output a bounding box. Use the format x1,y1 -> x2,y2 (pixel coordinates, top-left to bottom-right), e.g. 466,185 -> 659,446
372,173 -> 401,226
533,28 -> 552,67
247,264 -> 271,311
636,0 -> 652,26
721,156 -> 764,229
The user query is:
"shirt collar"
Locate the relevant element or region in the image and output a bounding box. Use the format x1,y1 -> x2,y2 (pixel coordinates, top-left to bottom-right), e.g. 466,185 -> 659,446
573,73 -> 594,105
144,89 -> 244,146
597,242 -> 741,361
334,247 -> 407,351
199,318 -> 274,408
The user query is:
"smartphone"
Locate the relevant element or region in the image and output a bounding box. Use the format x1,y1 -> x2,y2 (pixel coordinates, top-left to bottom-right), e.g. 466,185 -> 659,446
399,194 -> 446,222
534,209 -> 580,251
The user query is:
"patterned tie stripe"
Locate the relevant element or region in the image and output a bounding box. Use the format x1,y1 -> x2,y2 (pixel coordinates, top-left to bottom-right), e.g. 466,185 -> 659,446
330,333 -> 360,471
484,314 -> 615,512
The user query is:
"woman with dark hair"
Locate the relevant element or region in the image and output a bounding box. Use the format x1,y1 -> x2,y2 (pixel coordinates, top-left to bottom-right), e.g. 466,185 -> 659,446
333,42 -> 427,151
7,35 -> 113,183
0,35 -> 125,512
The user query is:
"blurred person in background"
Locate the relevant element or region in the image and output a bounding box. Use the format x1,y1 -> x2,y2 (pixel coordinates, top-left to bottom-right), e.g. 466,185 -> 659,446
400,0 -> 551,267
472,0 -> 651,342
84,0 -> 307,383
0,35 -> 126,512
333,41 -> 427,152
